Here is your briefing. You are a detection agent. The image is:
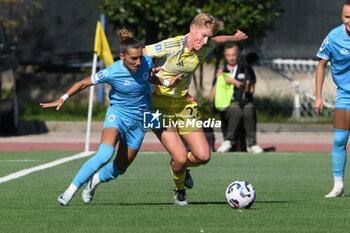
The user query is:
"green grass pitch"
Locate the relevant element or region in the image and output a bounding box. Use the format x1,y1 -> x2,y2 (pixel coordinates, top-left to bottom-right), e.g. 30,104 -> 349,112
0,150 -> 350,233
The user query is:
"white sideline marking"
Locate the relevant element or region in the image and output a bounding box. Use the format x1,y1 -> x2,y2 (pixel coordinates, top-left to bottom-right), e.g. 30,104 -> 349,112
0,151 -> 95,184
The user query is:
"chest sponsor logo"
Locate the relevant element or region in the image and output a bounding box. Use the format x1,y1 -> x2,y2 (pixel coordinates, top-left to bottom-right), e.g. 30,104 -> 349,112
340,48 -> 350,55
124,80 -> 131,86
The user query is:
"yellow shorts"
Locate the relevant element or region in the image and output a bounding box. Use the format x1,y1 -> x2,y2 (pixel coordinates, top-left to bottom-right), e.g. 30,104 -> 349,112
152,94 -> 201,135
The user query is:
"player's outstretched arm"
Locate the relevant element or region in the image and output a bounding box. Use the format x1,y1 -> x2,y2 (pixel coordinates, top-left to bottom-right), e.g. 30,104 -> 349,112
149,67 -> 182,88
168,74 -> 182,88
314,59 -> 328,116
40,76 -> 93,111
214,30 -> 248,44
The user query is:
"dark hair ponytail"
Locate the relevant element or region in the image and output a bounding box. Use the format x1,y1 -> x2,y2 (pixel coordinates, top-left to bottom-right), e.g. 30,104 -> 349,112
118,29 -> 142,54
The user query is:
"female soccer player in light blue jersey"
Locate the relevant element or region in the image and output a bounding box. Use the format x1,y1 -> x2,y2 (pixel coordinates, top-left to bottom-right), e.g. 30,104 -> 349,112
314,0 -> 350,198
40,29 -> 181,206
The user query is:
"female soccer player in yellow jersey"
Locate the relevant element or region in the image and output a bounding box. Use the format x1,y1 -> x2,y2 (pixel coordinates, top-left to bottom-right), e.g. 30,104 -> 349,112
143,13 -> 248,205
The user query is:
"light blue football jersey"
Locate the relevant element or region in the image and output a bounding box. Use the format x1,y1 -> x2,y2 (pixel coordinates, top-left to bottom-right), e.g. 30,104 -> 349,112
91,55 -> 154,120
317,24 -> 350,92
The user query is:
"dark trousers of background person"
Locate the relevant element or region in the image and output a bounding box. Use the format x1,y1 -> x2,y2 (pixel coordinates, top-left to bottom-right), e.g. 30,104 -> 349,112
220,110 -> 246,151
224,101 -> 257,148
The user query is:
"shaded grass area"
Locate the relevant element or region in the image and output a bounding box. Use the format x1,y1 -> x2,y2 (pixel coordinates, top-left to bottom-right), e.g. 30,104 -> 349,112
0,151 -> 349,233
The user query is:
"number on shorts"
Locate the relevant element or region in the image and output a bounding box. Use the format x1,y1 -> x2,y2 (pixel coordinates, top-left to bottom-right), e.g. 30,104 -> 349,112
185,106 -> 199,118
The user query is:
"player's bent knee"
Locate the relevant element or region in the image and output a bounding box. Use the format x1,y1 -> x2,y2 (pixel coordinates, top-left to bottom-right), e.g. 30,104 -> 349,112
191,152 -> 211,165
334,138 -> 347,148
192,148 -> 211,164
333,131 -> 348,148
173,155 -> 188,167
199,153 -> 211,164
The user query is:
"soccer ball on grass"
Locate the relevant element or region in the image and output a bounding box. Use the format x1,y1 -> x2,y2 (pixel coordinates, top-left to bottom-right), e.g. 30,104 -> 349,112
225,180 -> 256,209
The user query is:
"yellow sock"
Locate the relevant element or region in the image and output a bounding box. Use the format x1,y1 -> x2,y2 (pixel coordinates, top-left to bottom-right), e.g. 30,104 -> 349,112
171,168 -> 186,190
186,152 -> 200,167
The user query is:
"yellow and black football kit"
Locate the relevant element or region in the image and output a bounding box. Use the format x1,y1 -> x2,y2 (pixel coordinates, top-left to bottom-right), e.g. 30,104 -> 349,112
145,34 -> 216,134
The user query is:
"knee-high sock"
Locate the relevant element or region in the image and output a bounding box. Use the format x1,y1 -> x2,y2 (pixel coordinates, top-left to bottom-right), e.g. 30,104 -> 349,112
171,168 -> 186,190
332,128 -> 349,177
186,152 -> 200,168
98,162 -> 125,182
72,144 -> 115,188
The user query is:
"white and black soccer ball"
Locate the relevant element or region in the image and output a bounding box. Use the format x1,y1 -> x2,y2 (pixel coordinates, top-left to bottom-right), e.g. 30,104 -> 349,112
225,180 -> 256,209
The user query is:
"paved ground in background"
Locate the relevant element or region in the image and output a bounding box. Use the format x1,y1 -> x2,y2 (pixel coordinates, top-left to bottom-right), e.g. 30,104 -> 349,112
0,121 -> 337,152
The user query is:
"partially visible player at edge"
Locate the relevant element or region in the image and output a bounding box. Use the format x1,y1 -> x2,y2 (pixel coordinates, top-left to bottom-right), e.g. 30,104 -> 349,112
314,0 -> 350,198
84,13 -> 247,206
40,29 -> 181,206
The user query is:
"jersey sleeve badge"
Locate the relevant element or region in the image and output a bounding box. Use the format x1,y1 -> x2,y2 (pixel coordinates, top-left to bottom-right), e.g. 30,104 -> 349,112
96,70 -> 109,81
319,37 -> 329,52
154,44 -> 162,51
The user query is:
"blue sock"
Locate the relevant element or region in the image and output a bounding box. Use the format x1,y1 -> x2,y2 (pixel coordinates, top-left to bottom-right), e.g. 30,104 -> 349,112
72,144 -> 115,188
98,162 -> 125,183
332,128 -> 349,177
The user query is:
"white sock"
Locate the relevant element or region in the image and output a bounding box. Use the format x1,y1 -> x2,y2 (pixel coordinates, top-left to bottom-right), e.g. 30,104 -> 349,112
334,176 -> 344,190
91,173 -> 101,188
64,183 -> 78,196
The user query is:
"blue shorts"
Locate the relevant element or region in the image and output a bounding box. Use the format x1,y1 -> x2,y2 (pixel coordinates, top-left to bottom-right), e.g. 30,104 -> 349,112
103,106 -> 145,150
335,88 -> 350,110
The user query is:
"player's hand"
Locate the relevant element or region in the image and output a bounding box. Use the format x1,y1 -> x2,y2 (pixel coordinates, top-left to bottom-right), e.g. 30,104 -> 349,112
216,69 -> 223,77
233,30 -> 248,42
150,67 -> 163,77
314,98 -> 323,116
40,99 -> 64,111
169,74 -> 182,88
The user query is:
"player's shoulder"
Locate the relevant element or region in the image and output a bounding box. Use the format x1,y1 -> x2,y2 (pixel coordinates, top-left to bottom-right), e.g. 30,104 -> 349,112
93,61 -> 122,83
142,55 -> 153,67
142,54 -> 152,62
328,24 -> 345,39
165,34 -> 186,43
162,35 -> 186,49
108,59 -> 124,72
105,59 -> 134,77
